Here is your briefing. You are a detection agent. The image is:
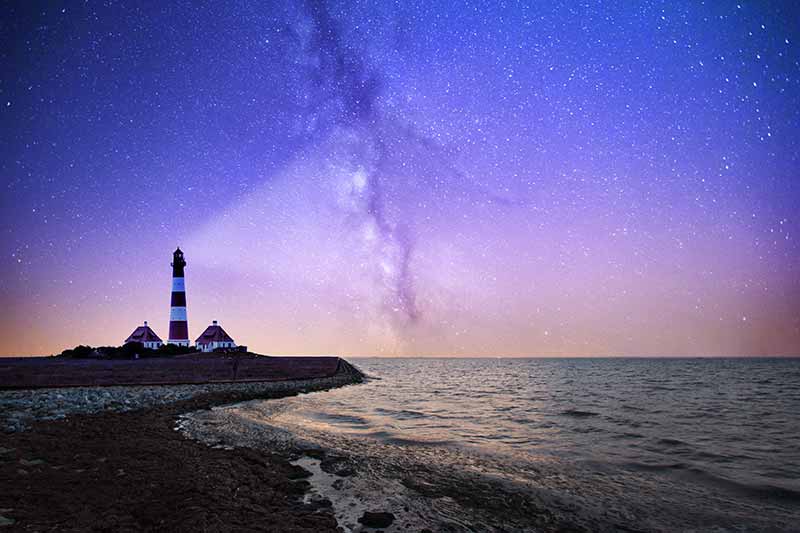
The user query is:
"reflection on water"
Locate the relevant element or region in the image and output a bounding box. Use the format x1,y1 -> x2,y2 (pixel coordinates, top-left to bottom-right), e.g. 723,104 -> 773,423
184,358 -> 800,532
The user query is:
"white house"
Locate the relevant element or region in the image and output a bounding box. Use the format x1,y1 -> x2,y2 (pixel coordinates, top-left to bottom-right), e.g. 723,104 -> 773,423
195,320 -> 237,352
124,321 -> 163,349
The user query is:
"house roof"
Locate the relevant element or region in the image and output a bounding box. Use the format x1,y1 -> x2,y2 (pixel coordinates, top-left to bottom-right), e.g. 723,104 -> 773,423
125,324 -> 163,344
195,323 -> 234,344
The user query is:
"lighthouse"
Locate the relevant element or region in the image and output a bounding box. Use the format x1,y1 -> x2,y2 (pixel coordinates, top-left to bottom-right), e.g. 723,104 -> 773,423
167,247 -> 190,346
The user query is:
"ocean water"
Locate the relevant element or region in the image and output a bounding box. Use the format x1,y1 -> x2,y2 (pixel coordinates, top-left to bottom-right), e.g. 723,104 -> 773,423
183,358 -> 800,532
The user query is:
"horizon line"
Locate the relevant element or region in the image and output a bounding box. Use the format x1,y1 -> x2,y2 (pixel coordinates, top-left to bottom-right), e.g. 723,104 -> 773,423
2,353 -> 799,359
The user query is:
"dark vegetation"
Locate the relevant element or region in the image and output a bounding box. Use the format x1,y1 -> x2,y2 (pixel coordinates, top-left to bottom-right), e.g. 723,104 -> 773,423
55,343 -> 198,359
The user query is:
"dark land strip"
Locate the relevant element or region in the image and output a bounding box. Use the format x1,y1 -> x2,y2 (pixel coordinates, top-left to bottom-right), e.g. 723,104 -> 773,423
0,358 -> 364,532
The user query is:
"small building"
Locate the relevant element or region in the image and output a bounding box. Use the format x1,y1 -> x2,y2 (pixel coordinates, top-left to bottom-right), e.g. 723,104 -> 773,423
125,321 -> 163,349
195,320 -> 237,352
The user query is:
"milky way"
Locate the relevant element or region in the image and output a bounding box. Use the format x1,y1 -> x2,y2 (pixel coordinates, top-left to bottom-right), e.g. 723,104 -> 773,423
300,0 -> 421,328
2,1 -> 799,356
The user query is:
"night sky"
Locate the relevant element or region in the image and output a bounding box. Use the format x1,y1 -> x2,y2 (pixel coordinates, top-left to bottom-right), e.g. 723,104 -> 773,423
2,1 -> 799,356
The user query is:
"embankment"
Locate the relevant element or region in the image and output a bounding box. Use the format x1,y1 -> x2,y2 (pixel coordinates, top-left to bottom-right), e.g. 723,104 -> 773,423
0,356 -> 364,531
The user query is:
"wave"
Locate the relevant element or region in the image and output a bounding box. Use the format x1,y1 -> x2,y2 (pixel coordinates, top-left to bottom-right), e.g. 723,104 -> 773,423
313,412 -> 371,426
657,437 -> 688,447
624,461 -> 689,472
681,467 -> 800,504
622,460 -> 800,504
561,409 -> 599,418
611,432 -> 645,439
374,407 -> 432,420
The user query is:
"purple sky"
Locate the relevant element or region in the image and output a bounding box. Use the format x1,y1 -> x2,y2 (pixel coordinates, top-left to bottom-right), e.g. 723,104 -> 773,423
2,1 -> 799,356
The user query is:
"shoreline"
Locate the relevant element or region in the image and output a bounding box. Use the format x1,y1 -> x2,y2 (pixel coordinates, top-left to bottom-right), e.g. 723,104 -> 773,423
0,358 -> 362,432
0,360 -> 364,531
178,392 -> 584,533
175,359 -> 800,533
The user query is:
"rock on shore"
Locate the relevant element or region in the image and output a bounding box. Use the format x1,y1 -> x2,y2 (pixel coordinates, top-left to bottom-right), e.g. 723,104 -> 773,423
359,510 -> 396,528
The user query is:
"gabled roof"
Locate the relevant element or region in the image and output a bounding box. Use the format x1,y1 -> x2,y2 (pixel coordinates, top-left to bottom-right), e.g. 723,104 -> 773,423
195,323 -> 234,344
125,324 -> 163,344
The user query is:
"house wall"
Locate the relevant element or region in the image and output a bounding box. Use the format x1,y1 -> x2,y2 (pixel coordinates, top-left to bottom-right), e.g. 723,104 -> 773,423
196,341 -> 237,352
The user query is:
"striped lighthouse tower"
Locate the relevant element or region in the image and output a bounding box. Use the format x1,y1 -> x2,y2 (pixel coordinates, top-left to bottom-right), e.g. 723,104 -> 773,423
167,247 -> 190,346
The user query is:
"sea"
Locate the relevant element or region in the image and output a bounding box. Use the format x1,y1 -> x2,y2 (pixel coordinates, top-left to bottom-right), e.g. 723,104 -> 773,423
181,358 -> 800,532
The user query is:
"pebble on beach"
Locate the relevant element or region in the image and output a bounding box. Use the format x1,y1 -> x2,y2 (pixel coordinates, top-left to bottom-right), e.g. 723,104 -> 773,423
0,364 -> 363,433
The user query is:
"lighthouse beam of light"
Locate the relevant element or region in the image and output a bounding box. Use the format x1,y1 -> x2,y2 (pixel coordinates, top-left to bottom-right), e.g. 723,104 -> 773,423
186,0 -> 522,345
183,0 -> 424,338
293,0 -> 526,328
